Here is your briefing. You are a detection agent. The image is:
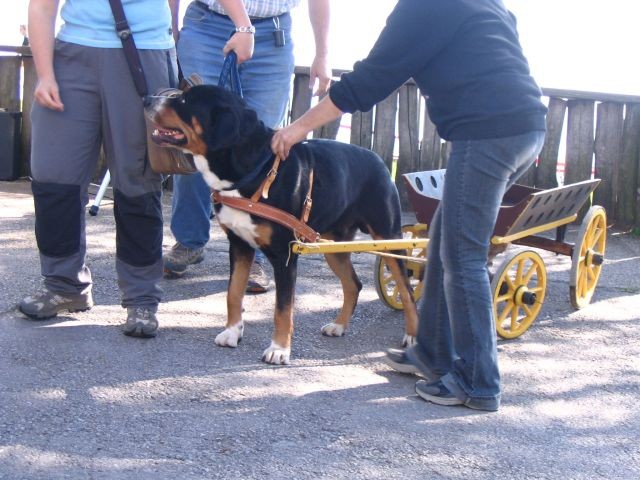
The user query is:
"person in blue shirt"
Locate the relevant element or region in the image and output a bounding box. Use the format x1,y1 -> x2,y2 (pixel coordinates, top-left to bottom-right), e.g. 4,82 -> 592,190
272,0 -> 548,411
19,0 -> 179,338
163,0 -> 330,293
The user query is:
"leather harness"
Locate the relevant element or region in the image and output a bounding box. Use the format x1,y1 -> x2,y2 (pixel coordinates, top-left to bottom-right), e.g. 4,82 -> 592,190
212,156 -> 320,243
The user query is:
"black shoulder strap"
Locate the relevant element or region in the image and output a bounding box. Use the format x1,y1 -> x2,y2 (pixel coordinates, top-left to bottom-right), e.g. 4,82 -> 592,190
107,0 -> 148,98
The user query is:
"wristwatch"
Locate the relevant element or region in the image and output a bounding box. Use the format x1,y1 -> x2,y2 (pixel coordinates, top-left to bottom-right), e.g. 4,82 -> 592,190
235,26 -> 256,34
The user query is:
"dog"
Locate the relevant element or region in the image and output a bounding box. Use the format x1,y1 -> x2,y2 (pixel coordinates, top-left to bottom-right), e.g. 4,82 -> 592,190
149,84 -> 418,364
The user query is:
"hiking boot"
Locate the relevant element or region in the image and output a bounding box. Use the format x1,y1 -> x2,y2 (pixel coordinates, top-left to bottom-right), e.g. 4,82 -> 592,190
122,307 -> 158,338
19,290 -> 93,320
415,379 -> 464,407
383,348 -> 420,374
246,260 -> 270,294
163,242 -> 204,278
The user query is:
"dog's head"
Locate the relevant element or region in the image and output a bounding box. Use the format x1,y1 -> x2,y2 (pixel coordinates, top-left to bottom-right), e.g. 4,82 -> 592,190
148,84 -> 261,156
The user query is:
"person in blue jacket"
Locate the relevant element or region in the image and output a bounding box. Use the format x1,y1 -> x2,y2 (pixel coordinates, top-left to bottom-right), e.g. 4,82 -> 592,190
271,0 -> 548,411
20,0 -> 179,338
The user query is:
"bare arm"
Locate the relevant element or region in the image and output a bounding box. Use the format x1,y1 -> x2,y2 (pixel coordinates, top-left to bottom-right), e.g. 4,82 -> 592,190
29,0 -> 63,111
307,0 -> 331,95
271,95 -> 343,159
168,0 -> 180,44
219,0 -> 255,63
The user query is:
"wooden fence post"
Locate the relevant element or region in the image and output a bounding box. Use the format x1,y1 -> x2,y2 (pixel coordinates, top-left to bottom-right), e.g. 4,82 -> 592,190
0,56 -> 21,111
536,97 -> 567,189
397,84 -> 420,207
289,73 -> 312,123
372,90 -> 398,173
593,102 -> 624,222
350,110 -> 373,150
619,103 -> 640,228
565,99 -> 595,219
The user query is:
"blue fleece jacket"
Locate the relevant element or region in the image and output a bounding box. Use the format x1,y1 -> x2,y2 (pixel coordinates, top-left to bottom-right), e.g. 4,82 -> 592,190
329,0 -> 547,141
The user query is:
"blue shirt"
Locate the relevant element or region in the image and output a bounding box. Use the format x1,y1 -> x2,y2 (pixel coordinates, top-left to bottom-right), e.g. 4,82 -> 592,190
57,0 -> 173,49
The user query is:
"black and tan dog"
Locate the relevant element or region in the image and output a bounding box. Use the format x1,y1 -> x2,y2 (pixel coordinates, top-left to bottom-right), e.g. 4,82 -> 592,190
149,85 -> 418,364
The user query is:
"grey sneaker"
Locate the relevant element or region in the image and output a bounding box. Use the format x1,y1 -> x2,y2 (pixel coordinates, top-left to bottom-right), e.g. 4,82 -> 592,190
384,348 -> 420,374
163,242 -> 204,278
415,379 -> 463,406
246,260 -> 270,294
19,290 -> 93,320
123,307 -> 158,338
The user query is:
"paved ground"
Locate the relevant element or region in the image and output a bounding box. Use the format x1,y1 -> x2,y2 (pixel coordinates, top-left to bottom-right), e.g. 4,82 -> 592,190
1,178 -> 639,480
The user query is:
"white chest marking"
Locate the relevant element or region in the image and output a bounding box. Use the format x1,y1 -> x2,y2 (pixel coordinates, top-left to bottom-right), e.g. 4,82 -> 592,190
193,154 -> 259,248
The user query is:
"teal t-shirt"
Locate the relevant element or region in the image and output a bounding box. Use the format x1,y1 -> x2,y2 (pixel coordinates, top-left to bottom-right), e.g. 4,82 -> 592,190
57,0 -> 173,49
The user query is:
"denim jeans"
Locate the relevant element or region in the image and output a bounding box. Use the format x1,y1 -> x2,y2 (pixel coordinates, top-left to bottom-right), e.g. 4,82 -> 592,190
408,130 -> 545,410
171,2 -> 295,253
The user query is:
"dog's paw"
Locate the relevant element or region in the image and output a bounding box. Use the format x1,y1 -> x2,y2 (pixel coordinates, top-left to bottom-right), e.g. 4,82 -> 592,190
261,342 -> 290,365
402,334 -> 416,347
321,322 -> 346,337
215,323 -> 244,348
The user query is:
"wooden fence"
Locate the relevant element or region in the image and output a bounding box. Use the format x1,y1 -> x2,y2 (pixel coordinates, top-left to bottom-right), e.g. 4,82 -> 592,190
2,48 -> 640,229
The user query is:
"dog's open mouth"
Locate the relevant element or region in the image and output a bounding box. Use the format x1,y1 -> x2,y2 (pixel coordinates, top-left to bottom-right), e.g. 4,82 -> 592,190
151,125 -> 187,147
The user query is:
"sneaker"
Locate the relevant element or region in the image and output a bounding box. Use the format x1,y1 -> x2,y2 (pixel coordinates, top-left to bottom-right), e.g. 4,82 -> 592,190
384,348 -> 420,374
122,307 -> 158,338
163,242 -> 204,278
19,290 -> 93,320
246,260 -> 270,294
414,379 -> 463,407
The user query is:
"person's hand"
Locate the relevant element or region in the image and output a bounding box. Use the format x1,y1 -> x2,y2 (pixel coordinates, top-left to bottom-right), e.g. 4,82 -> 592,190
271,123 -> 308,159
223,32 -> 255,64
309,53 -> 331,96
34,77 -> 64,111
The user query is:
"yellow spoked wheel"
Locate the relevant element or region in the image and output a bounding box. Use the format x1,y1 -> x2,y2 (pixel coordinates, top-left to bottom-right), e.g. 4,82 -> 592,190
374,224 -> 427,310
491,250 -> 547,339
570,205 -> 607,309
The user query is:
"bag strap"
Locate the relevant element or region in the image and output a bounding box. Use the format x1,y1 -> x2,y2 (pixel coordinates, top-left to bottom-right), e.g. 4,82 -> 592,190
217,51 -> 243,97
107,0 -> 148,98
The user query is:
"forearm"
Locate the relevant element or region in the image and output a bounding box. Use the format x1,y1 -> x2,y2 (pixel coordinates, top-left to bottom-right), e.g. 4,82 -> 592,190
271,96 -> 343,158
168,0 -> 180,43
308,0 -> 330,57
28,0 -> 59,82
294,95 -> 342,134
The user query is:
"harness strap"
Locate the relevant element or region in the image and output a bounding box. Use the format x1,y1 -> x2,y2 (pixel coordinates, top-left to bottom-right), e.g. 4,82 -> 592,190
212,191 -> 320,243
251,155 -> 281,202
301,169 -> 314,223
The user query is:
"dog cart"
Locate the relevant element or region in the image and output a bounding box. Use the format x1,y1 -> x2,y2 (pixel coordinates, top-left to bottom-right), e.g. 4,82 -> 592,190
292,170 -> 606,340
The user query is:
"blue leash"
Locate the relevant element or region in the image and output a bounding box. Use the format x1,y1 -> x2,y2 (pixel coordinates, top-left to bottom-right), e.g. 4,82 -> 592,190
218,51 -> 243,97
217,51 -> 275,192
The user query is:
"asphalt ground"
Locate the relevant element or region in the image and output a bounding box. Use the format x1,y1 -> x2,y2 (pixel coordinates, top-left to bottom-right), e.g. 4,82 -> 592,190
1,178 -> 639,479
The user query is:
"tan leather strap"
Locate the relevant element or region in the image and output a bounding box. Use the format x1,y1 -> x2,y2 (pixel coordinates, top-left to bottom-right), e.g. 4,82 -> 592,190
301,169 -> 314,223
212,191 -> 320,243
251,155 -> 281,202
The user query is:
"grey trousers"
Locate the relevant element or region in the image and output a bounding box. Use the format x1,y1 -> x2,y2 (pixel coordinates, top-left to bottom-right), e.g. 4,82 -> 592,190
30,40 -> 178,308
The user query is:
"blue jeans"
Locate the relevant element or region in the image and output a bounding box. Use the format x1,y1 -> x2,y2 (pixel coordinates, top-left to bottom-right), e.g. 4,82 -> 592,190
408,130 -> 545,410
171,2 -> 295,254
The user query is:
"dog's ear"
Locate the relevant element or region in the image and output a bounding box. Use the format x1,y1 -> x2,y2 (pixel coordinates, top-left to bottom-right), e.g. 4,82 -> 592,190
204,102 -> 261,152
204,105 -> 242,151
